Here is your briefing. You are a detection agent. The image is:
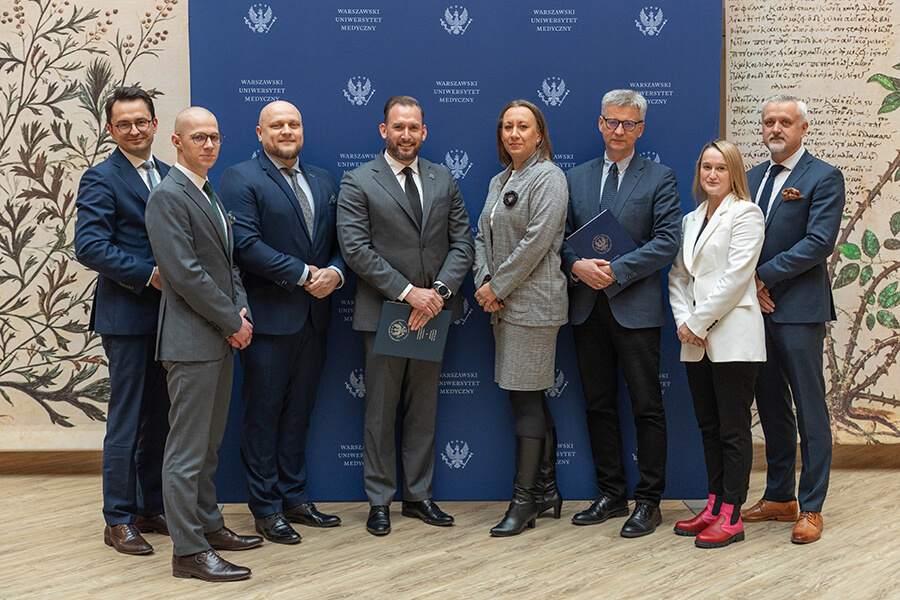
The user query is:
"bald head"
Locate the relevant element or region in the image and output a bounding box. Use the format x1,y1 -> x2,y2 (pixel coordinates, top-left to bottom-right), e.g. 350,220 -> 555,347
174,106 -> 217,135
171,106 -> 220,177
257,101 -> 304,165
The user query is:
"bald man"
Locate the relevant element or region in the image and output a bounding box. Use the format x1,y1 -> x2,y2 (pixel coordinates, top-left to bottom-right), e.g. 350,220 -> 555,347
146,107 -> 262,582
219,101 -> 344,544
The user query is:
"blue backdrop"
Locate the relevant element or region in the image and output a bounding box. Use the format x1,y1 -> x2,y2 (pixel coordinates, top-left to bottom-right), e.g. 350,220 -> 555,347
189,0 -> 722,502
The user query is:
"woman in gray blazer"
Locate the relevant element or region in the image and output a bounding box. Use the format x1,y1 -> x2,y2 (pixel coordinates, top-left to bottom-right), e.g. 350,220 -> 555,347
473,100 -> 568,536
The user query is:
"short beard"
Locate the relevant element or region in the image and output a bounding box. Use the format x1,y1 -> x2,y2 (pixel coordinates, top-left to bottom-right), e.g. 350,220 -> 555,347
385,137 -> 419,163
267,143 -> 301,161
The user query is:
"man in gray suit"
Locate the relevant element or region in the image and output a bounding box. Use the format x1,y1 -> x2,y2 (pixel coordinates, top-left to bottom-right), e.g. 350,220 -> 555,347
562,90 -> 681,538
337,96 -> 474,536
146,107 -> 262,581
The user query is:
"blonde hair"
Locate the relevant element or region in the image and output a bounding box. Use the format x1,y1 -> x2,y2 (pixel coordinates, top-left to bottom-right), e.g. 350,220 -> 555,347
692,139 -> 751,203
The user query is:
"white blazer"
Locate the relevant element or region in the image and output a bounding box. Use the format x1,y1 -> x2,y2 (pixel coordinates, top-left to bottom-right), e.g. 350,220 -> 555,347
668,193 -> 766,363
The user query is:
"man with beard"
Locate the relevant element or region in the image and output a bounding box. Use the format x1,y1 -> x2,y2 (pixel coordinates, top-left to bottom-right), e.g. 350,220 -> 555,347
337,95 -> 474,536
741,94 -> 845,544
219,101 -> 344,544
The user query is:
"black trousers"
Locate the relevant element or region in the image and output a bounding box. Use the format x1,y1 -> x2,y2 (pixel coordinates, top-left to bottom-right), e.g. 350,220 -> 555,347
572,293 -> 667,505
684,356 -> 759,507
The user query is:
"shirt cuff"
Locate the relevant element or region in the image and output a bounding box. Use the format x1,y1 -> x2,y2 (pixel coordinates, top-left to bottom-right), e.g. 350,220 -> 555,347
398,283 -> 414,301
298,265 -> 310,286
327,266 -> 345,289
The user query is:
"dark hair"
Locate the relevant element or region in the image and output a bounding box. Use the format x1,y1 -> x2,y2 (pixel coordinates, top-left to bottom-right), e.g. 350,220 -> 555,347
496,100 -> 553,168
383,95 -> 424,122
104,86 -> 155,124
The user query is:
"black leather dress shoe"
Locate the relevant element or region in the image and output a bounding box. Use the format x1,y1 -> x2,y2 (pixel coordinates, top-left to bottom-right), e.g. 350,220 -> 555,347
401,499 -> 454,526
571,494 -> 629,525
205,526 -> 263,551
135,514 -> 169,536
620,502 -> 662,538
366,505 -> 391,536
254,513 -> 301,545
172,549 -> 250,582
283,501 -> 342,528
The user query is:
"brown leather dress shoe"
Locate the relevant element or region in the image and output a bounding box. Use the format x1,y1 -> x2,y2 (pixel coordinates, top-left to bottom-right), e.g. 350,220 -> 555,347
791,511 -> 823,544
134,514 -> 169,536
204,526 -> 263,551
740,499 -> 799,522
104,524 -> 153,555
172,549 -> 251,581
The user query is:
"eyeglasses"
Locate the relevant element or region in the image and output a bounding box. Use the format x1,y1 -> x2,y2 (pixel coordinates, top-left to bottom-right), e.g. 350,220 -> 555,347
112,119 -> 153,134
178,133 -> 225,146
601,118 -> 644,132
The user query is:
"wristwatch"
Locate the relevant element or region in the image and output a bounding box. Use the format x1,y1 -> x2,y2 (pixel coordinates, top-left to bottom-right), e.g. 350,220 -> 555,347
433,281 -> 452,300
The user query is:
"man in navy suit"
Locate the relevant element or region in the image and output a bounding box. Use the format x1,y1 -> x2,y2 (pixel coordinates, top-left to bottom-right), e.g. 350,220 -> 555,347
219,101 -> 344,544
75,87 -> 171,555
740,94 -> 845,544
562,89 -> 681,537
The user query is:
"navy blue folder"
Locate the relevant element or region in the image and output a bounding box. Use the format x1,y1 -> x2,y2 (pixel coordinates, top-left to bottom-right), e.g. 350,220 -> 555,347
566,209 -> 637,261
373,301 -> 452,362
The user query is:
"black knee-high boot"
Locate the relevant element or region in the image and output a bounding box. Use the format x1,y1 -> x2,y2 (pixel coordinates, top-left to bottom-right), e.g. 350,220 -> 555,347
490,436 -> 543,537
536,424 -> 562,518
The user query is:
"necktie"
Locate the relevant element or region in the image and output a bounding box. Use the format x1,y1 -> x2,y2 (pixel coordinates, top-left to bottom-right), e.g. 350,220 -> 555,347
757,163 -> 786,221
401,166 -> 423,225
202,181 -> 228,240
142,160 -> 160,189
282,167 -> 315,238
600,162 -> 618,213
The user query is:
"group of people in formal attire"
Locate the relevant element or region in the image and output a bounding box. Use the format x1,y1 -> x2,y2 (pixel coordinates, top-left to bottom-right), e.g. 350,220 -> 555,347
74,85 -> 844,582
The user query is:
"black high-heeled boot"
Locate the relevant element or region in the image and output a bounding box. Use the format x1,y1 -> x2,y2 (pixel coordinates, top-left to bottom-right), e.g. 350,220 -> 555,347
490,436 -> 543,537
536,424 -> 563,519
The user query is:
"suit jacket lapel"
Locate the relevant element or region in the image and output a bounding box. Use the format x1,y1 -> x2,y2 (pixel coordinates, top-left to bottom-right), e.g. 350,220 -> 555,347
691,195 -> 732,264
171,168 -> 229,252
420,161 -> 435,227
112,148 -> 152,203
372,152 -> 419,229
681,205 -> 703,274
612,154 -> 644,218
259,154 -> 312,241
765,152 -> 811,229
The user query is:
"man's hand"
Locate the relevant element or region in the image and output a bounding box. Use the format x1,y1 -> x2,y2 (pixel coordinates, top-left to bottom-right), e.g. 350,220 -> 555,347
150,266 -> 162,291
226,307 -> 253,349
677,322 -> 708,348
756,273 -> 775,313
405,286 -> 444,318
304,266 -> 340,298
571,258 -> 616,290
474,282 -> 503,312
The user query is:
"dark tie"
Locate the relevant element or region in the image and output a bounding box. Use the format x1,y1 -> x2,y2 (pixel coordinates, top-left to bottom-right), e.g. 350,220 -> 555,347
281,167 -> 315,238
600,162 -> 618,213
757,163 -> 786,221
141,160 -> 160,189
202,181 -> 228,239
402,166 -> 423,224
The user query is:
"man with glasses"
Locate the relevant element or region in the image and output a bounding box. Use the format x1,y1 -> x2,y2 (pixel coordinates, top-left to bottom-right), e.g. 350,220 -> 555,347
146,107 -> 262,581
219,101 -> 344,544
75,86 -> 171,556
562,89 -> 681,537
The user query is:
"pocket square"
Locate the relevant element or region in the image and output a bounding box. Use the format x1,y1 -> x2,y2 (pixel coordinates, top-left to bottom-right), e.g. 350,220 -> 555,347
781,187 -> 803,201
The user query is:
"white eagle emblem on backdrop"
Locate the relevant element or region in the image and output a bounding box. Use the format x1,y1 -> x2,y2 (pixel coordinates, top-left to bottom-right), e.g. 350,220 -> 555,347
444,150 -> 472,180
538,77 -> 570,107
452,296 -> 473,326
442,440 -> 473,469
441,6 -> 472,35
635,7 -> 667,36
345,368 -> 366,398
344,76 -> 376,106
641,150 -> 662,163
545,370 -> 568,398
244,4 -> 276,34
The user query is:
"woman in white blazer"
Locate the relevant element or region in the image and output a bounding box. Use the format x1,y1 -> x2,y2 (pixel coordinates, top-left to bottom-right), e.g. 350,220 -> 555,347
668,140 -> 765,549
472,100 -> 568,537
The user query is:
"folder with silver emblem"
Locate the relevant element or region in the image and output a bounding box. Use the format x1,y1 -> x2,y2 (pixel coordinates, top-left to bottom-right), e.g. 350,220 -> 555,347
373,301 -> 452,362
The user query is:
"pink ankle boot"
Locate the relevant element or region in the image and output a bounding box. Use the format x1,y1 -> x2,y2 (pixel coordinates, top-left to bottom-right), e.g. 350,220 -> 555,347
695,503 -> 745,548
674,494 -> 719,536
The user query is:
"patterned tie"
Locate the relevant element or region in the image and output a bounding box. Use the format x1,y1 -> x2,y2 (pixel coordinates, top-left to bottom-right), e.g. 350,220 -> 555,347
282,167 -> 315,238
402,166 -> 423,225
202,181 -> 228,240
599,162 -> 618,213
142,160 -> 160,189
757,163 -> 786,221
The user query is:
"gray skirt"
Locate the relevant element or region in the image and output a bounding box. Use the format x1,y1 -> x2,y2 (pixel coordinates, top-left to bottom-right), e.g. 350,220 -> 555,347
493,320 -> 560,391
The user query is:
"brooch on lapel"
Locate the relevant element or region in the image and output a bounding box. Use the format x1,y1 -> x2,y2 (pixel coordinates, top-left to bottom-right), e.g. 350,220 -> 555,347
227,210 -> 236,224
503,190 -> 519,207
781,187 -> 803,201
429,173 -> 435,180
329,194 -> 336,205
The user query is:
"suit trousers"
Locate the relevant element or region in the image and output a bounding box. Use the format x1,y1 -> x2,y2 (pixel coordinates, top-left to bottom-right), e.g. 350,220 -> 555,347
362,331 -> 442,506
239,326 -> 328,518
100,334 -> 169,526
684,356 -> 758,507
756,318 -> 831,512
162,355 -> 234,556
572,293 -> 667,505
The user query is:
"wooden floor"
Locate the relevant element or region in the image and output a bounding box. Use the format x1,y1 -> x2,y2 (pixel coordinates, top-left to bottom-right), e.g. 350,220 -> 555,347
1,450 -> 898,600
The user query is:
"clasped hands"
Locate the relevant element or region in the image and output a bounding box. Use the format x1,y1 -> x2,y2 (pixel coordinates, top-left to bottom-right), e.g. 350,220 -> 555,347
755,273 -> 774,313
304,265 -> 341,298
406,286 -> 443,331
571,258 -> 616,290
677,322 -> 707,349
227,307 -> 253,349
475,282 -> 503,313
